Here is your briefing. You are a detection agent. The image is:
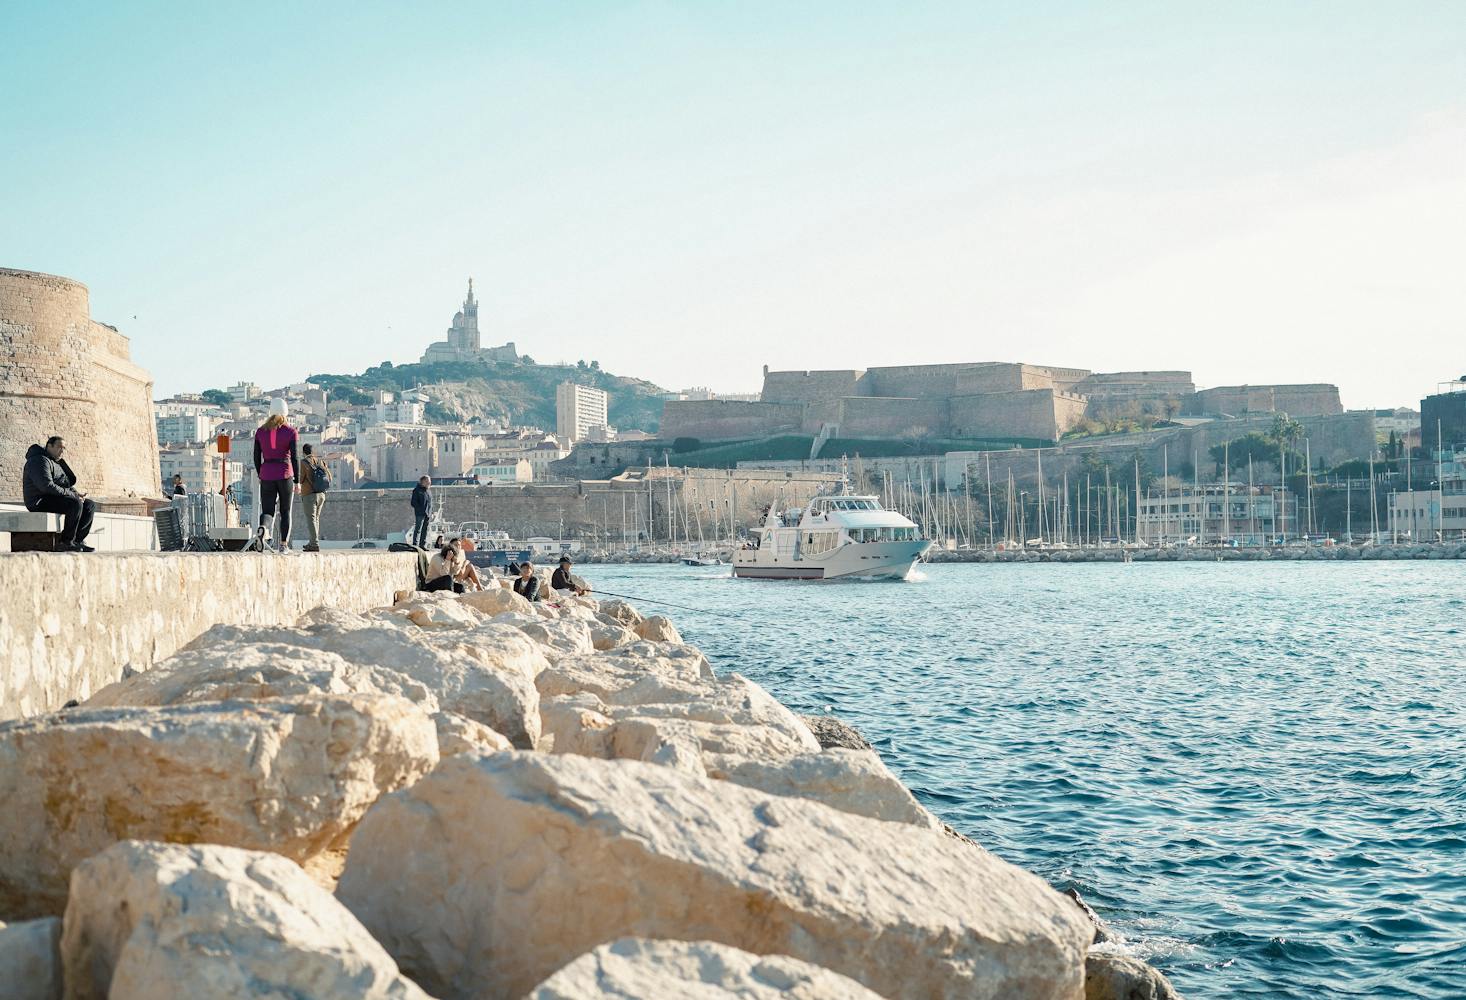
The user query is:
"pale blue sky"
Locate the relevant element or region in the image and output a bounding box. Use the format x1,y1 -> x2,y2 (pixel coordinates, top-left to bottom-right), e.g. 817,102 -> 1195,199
3,2 -> 1463,406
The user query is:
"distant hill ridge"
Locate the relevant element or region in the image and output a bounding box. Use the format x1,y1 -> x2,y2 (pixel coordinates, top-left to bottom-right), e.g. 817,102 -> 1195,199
305,358 -> 668,434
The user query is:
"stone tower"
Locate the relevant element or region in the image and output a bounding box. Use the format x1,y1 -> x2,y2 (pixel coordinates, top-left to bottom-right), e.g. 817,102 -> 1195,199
0,268 -> 161,511
447,277 -> 480,353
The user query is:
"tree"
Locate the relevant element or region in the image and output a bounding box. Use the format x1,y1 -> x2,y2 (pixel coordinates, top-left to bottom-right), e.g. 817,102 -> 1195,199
200,388 -> 231,407
589,360 -> 601,371
1268,413 -> 1304,447
1209,432 -> 1303,473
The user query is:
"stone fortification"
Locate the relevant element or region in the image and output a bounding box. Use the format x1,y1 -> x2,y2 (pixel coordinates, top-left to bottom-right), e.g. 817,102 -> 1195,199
1187,383 -> 1342,417
0,268 -> 160,511
665,361 -> 1193,444
0,550 -> 419,720
317,469 -> 844,542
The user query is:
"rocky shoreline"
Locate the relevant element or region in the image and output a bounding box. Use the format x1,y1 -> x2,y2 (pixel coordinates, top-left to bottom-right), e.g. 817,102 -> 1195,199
0,578 -> 1180,999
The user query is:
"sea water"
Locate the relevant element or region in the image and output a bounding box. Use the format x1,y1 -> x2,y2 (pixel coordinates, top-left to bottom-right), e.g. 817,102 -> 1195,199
589,560 -> 1466,1000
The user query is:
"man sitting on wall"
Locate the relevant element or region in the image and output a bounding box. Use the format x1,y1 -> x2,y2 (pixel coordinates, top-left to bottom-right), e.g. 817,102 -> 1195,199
22,435 -> 96,552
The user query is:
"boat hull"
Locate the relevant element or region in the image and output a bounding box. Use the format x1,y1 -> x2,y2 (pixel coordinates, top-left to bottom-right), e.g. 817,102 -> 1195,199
732,540 -> 930,581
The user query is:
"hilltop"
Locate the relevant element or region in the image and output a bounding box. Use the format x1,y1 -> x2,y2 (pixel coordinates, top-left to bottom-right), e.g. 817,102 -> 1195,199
304,359 -> 668,434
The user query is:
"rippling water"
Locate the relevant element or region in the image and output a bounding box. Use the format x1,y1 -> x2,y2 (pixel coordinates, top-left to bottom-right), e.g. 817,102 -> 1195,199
588,561 -> 1466,1000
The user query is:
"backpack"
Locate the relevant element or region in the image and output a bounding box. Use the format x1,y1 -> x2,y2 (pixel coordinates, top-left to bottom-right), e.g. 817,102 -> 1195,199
309,460 -> 332,493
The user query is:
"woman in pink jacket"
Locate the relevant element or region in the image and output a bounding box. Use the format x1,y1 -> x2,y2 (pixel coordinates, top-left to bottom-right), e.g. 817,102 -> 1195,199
253,397 -> 299,552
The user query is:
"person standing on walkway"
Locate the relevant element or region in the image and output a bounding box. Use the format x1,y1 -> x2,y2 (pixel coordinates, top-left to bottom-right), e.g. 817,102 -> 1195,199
170,474 -> 186,496
299,443 -> 330,552
252,398 -> 299,552
22,436 -> 95,551
410,475 -> 433,548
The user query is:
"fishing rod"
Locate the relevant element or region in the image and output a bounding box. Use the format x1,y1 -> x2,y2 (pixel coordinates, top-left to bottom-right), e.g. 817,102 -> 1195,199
588,588 -> 742,620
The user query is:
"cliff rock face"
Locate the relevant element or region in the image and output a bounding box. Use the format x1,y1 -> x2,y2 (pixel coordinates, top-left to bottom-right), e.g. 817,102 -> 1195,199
524,937 -> 885,999
336,752 -> 1092,1000
0,695 -> 437,919
62,841 -> 428,1000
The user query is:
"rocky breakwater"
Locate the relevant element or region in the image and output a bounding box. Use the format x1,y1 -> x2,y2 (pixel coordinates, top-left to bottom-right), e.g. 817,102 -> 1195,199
0,577 -> 1181,999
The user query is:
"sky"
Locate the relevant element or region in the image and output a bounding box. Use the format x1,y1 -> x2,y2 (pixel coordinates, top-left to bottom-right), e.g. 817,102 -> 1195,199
2,1 -> 1463,407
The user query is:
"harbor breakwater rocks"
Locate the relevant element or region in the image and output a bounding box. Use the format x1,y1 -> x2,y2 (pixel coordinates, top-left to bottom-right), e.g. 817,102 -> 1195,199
0,579 -> 1182,999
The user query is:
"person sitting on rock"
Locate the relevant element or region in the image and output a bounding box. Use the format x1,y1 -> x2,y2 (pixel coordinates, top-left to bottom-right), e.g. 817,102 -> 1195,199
447,538 -> 484,591
424,542 -> 468,593
22,436 -> 96,552
513,560 -> 541,602
551,555 -> 590,595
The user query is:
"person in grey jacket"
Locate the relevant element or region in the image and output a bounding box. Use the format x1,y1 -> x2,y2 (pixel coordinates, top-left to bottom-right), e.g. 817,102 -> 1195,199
22,436 -> 96,551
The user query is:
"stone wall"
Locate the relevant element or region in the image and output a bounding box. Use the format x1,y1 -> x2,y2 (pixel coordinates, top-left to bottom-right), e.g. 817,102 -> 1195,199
659,399 -> 804,441
0,551 -> 419,720
0,268 -> 160,511
760,369 -> 866,404
950,389 -> 1087,440
1187,384 -> 1343,417
832,396 -> 950,438
317,471 -> 844,543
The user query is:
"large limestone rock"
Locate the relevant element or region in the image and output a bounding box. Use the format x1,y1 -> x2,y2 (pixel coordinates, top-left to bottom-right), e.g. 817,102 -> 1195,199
337,753 -> 1091,1000
542,672 -> 820,765
596,599 -> 642,627
526,938 -> 884,999
62,840 -> 429,1000
0,695 -> 437,919
633,614 -> 682,644
1085,952 -> 1182,1000
458,586 -> 533,617
705,749 -> 938,829
0,917 -> 61,1000
800,713 -> 874,751
514,619 -> 595,661
586,619 -> 637,651
434,711 -> 513,757
187,621 -> 546,748
85,644 -> 439,713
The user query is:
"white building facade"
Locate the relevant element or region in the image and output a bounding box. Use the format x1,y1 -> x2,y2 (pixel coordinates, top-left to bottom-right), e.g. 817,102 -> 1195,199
556,381 -> 610,444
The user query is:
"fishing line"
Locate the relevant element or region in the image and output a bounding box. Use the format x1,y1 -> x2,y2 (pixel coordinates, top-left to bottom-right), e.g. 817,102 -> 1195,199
588,588 -> 743,620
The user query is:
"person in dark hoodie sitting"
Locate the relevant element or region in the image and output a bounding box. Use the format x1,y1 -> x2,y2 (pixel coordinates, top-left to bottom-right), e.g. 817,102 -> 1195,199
22,436 -> 95,552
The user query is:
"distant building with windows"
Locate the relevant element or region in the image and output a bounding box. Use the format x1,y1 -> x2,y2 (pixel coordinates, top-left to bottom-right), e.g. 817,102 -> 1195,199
1137,484 -> 1295,545
556,381 -> 610,444
419,278 -> 518,365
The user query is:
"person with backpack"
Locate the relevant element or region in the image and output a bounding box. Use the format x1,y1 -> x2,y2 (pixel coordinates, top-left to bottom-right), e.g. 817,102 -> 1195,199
252,398 -> 298,552
299,443 -> 331,552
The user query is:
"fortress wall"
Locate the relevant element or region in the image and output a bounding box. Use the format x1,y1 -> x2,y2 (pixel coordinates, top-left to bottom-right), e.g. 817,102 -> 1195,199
1188,384 -> 1342,417
659,399 -> 803,441
1021,365 -> 1092,393
0,269 -> 160,508
834,396 -> 951,438
317,472 -> 843,542
950,388 -> 1085,441
865,363 -> 984,398
759,369 -> 866,403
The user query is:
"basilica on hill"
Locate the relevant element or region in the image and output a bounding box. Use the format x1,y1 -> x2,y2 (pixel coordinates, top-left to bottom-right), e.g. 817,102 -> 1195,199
419,278 -> 519,365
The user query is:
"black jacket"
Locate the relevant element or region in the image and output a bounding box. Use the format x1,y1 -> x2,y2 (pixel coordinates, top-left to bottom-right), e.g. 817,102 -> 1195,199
22,444 -> 81,508
512,576 -> 541,602
410,483 -> 433,516
551,566 -> 582,591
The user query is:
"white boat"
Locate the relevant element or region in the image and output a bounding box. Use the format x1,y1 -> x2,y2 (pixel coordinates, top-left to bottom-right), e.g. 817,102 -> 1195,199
732,494 -> 931,580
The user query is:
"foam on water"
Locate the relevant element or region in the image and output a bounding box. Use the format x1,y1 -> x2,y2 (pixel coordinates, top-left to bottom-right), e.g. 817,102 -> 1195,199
595,560 -> 1466,1000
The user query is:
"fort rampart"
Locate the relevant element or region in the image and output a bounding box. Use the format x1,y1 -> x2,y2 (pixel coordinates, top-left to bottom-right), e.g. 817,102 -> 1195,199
0,268 -> 160,511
